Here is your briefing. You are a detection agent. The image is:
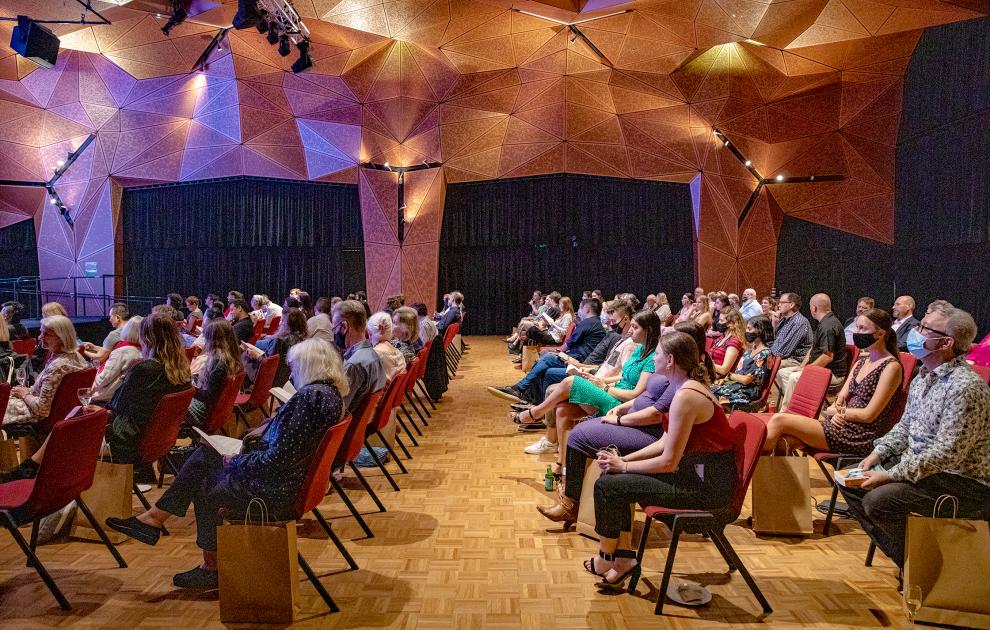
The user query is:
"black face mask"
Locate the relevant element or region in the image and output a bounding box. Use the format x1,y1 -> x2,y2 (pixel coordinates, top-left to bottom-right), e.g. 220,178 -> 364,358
852,332 -> 877,350
713,320 -> 727,333
334,330 -> 346,349
612,321 -> 624,334
744,331 -> 758,343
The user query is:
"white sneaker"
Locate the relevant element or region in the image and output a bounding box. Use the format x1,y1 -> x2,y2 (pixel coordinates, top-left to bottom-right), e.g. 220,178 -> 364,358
524,437 -> 558,454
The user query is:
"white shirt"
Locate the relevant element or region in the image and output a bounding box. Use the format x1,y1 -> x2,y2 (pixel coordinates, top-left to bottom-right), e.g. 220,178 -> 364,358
262,303 -> 283,326
307,313 -> 333,344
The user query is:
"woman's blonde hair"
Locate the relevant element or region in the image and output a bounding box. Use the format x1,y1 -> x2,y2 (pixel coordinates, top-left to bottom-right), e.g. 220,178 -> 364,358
140,314 -> 190,385
199,318 -> 242,388
657,292 -> 669,306
288,338 -> 349,395
42,302 -> 68,318
40,315 -> 78,353
659,330 -> 710,385
120,315 -> 142,344
558,296 -> 575,318
393,307 -> 418,342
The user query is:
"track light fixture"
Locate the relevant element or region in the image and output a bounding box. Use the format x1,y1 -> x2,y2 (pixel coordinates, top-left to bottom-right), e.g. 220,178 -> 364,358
161,0 -> 189,35
291,37 -> 312,73
266,25 -> 279,45
277,33 -> 291,56
232,0 -> 263,30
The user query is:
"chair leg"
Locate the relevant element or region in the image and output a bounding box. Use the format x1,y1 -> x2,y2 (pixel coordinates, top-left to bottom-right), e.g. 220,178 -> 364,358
400,404 -> 423,436
297,551 -> 340,613
407,391 -> 430,424
822,483 -> 840,536
133,483 -> 169,536
2,513 -> 71,611
76,496 -> 127,568
865,541 -> 876,566
634,516 -> 652,563
712,528 -> 773,614
328,476 -> 374,539
655,518 -> 684,616
409,389 -> 431,420
349,463 -> 387,512
371,434 -> 407,476
395,415 -> 419,447
393,435 -> 413,463
27,518 -> 39,567
310,508 -> 358,571
416,380 -> 437,410
708,526 -> 737,573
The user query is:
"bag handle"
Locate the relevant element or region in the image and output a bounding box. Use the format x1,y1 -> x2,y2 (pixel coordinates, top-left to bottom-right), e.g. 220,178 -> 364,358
244,498 -> 269,525
770,437 -> 800,456
932,494 -> 959,519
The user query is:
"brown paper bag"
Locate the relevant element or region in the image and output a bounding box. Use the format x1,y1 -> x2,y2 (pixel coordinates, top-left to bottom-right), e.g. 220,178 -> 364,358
522,345 -> 540,372
576,458 -> 636,541
751,443 -> 812,536
905,495 -> 990,629
72,459 -> 133,543
0,430 -> 19,472
218,499 -> 298,624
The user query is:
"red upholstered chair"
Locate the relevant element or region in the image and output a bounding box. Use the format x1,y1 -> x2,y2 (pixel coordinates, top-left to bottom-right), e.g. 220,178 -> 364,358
6,367 -> 97,440
537,321 -> 575,354
248,318 -> 266,345
0,409 -> 126,611
770,365 -> 831,420
973,363 -> 990,385
362,375 -> 409,490
732,355 -> 780,413
234,354 -> 279,427
184,345 -> 202,361
265,316 -> 280,335
412,341 -> 437,412
291,415 -> 354,613
443,323 -> 461,376
203,370 -> 247,435
634,411 -> 773,616
328,390 -> 384,539
397,358 -> 428,434
11,338 -> 35,356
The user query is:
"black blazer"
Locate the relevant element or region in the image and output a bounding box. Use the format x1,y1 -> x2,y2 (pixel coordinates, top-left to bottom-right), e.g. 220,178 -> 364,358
894,315 -> 919,351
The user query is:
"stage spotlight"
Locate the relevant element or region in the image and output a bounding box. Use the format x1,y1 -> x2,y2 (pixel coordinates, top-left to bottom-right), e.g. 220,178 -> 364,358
744,160 -> 751,167
49,196 -> 58,205
161,0 -> 189,35
775,174 -> 784,182
266,25 -> 279,45
232,0 -> 263,29
277,34 -> 291,56
383,162 -> 392,171
291,38 -> 312,73
58,205 -> 73,227
256,19 -> 269,34
11,16 -> 60,68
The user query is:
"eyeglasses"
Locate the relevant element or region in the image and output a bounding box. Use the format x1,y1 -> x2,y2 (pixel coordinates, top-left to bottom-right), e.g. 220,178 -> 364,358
915,323 -> 949,338
778,300 -> 792,305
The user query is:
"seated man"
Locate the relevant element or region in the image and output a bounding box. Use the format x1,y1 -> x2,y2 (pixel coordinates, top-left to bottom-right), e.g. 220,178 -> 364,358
739,288 -> 763,321
228,299 -> 254,343
840,303 -> 990,571
488,298 -> 606,406
437,291 -> 464,334
334,299 -> 387,414
769,291 -> 812,371
844,296 -> 875,345
776,293 -> 847,408
891,295 -> 920,352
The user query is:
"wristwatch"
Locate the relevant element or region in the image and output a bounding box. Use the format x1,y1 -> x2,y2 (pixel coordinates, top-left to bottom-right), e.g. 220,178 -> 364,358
616,415 -> 623,426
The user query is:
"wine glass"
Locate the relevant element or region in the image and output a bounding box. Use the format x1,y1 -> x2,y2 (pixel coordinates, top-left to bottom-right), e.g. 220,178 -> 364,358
77,387 -> 93,407
905,584 -> 922,623
15,367 -> 27,387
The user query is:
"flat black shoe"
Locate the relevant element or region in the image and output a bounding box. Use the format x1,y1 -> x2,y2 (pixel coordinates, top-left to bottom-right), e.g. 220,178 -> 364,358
487,386 -> 522,403
173,566 -> 219,590
510,402 -> 533,412
105,516 -> 162,546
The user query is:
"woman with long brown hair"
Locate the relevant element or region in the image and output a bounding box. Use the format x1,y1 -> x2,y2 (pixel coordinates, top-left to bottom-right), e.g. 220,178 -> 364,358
185,318 -> 243,429
710,307 -> 745,377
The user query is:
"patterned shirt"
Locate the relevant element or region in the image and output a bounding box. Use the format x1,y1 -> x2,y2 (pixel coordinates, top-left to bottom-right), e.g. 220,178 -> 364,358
2,351 -> 87,424
873,356 -> 990,484
770,312 -> 812,361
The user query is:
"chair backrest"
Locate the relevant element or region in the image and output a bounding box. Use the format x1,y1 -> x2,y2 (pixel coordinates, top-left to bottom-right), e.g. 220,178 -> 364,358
561,321 -> 576,344
442,324 -> 457,349
726,411 -> 769,518
704,337 -> 715,354
369,374 -> 406,434
403,357 -> 420,394
11,338 -> 35,355
973,363 -> 990,386
247,354 -> 280,408
292,415 -> 352,518
203,370 -> 247,434
0,382 -> 9,420
28,408 -> 109,518
898,352 -> 918,391
345,390 -> 384,462
133,387 -> 196,465
249,318 -> 266,344
185,345 -> 202,361
748,354 -> 781,410
38,366 -> 97,434
414,346 -> 430,380
845,344 -> 859,373
266,316 -> 281,335
784,365 -> 831,418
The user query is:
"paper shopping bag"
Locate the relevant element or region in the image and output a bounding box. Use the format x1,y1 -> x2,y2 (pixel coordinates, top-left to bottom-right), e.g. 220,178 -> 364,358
905,496 -> 990,629
576,458 -> 636,541
71,460 -> 133,543
0,430 -> 19,472
218,500 -> 298,624
522,345 -> 540,372
751,445 -> 812,536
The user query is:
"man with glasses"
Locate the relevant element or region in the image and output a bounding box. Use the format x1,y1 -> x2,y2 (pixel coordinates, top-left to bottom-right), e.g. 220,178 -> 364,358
890,295 -> 919,351
775,293 -> 847,408
769,291 -> 812,372
839,302 -> 990,573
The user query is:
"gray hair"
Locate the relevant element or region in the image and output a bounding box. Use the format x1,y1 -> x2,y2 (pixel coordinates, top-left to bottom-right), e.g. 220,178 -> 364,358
120,315 -> 143,344
929,304 -> 977,356
40,315 -> 78,352
368,311 -> 393,344
287,338 -> 349,395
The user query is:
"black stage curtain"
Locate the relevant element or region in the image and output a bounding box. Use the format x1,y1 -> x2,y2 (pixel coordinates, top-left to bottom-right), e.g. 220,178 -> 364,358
776,18 -> 990,335
0,218 -> 39,279
438,174 -> 695,335
122,177 -> 364,307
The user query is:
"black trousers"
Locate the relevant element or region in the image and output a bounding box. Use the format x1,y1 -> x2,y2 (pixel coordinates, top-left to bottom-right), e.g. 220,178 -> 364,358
524,327 -> 558,345
593,451 -> 736,539
838,472 -> 990,567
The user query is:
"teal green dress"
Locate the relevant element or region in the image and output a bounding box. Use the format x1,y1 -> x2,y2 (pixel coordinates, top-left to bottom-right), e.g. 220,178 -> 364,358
568,344 -> 656,415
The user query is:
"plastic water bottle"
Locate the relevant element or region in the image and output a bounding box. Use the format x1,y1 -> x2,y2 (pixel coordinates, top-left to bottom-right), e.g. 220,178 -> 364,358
544,466 -> 555,492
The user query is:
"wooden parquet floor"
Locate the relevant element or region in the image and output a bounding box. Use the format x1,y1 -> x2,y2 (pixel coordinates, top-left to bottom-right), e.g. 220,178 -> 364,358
0,337 -> 912,629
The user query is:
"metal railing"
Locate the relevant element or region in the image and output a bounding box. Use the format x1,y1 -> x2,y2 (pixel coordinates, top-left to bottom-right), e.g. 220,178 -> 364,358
0,275 -> 164,318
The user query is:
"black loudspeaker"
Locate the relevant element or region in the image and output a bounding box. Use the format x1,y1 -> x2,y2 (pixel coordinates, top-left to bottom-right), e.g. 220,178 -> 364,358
10,16 -> 59,69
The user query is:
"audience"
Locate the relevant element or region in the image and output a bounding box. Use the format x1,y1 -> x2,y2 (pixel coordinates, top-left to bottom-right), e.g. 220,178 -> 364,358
307,297 -> 334,345
712,315 -> 774,408
368,311 -> 407,382
246,306 -> 307,388
844,296 -> 875,345
508,291 -> 559,348
740,288 -> 762,321
654,292 -> 671,323
519,296 -> 575,347
106,338 -> 349,590
775,293 -> 847,408
228,299 -> 254,343
890,295 -> 919,351
710,307 -> 744,377
334,299 -> 386,413
840,303 -> 989,570
91,315 -> 143,403
83,303 -> 130,363
763,308 -> 903,454
184,319 -> 243,430
761,294 -> 777,316
392,306 -> 423,363
184,296 -> 202,330
166,294 -> 186,321
769,292 -> 812,372
2,301 -> 29,339
413,302 -> 438,345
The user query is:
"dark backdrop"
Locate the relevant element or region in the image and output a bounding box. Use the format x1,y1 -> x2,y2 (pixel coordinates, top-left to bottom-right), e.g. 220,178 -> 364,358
437,174 -> 695,334
0,218 -> 39,279
122,176 -> 365,305
776,17 -> 990,334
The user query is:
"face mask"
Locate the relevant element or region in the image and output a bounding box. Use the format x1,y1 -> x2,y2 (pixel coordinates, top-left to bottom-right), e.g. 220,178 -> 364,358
334,329 -> 346,349
852,332 -> 878,350
611,320 -> 624,334
713,320 -> 727,333
906,328 -> 932,359
744,331 -> 758,343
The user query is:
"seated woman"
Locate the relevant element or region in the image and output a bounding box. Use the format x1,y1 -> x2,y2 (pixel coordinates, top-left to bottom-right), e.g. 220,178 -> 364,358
3,314 -> 87,427
369,311 -> 408,382
106,338 -> 349,590
586,331 -> 736,588
672,293 -> 694,324
185,319 -> 243,430
693,295 -> 713,331
29,302 -> 70,373
707,294 -> 730,339
91,316 -> 143,403
184,296 -> 202,332
654,293 -> 671,324
710,307 -> 744,378
711,315 -> 774,409
537,321 -> 712,525
392,306 -> 423,363
762,308 -> 903,455
508,293 -> 561,352
244,307 -> 306,388
2,301 -> 30,340
166,293 -> 186,322
521,297 -> 575,346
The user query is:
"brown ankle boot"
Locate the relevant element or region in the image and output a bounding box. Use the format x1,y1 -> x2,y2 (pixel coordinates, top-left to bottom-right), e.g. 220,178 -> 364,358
537,496 -> 578,529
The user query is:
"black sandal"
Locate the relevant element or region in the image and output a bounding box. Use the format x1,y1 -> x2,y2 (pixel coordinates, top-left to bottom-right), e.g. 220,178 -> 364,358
597,549 -> 641,593
583,550 -> 611,577
511,408 -> 542,425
